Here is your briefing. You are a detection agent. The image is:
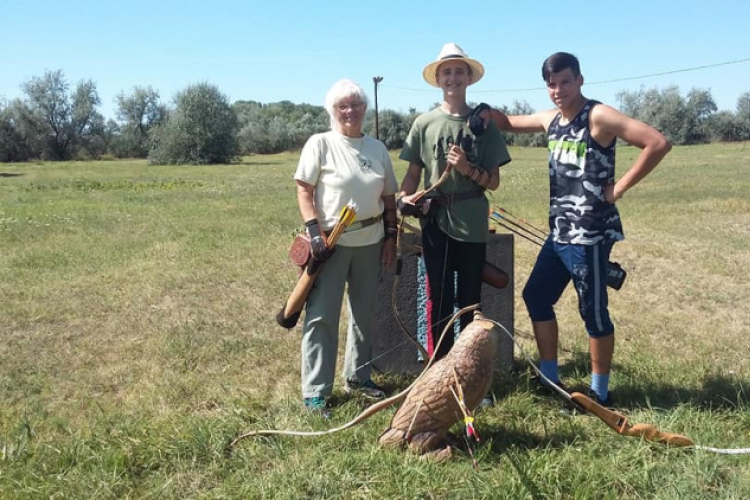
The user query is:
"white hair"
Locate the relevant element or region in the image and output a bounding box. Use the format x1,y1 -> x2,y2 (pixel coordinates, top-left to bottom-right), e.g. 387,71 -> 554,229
325,79 -> 369,127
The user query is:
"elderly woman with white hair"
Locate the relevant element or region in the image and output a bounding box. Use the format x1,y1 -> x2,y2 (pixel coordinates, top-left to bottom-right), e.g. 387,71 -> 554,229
294,78 -> 398,417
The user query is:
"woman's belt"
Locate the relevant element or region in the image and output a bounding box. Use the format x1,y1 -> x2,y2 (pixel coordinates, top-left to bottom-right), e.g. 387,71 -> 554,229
343,214 -> 382,233
290,215 -> 384,267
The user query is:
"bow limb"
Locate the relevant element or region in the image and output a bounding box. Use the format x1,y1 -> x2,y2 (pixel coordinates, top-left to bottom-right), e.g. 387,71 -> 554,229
413,167 -> 451,203
570,392 -> 695,447
391,217 -> 429,360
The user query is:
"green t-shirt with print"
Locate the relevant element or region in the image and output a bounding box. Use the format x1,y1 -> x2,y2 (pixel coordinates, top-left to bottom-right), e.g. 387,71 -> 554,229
400,107 -> 511,242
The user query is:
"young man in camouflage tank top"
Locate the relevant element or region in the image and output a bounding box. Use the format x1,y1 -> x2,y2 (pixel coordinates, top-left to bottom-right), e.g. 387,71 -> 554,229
486,52 -> 671,404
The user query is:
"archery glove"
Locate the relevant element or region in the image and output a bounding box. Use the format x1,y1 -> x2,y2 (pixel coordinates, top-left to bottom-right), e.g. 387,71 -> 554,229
306,219 -> 335,268
397,197 -> 435,218
468,103 -> 491,136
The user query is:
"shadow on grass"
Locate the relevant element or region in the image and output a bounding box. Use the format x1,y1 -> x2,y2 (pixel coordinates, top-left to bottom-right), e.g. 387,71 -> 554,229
614,372 -> 750,412
327,372 -> 414,409
0,172 -> 24,177
374,350 -> 748,415
516,350 -> 750,412
465,422 -> 581,457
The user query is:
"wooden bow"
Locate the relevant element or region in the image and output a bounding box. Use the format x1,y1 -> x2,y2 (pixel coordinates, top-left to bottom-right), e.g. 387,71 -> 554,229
570,392 -> 694,447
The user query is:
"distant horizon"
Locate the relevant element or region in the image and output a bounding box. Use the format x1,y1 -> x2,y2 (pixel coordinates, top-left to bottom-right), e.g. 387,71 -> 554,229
6,63 -> 749,123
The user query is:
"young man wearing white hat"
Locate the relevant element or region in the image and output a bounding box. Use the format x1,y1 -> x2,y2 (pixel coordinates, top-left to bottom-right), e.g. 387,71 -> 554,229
398,43 -> 511,360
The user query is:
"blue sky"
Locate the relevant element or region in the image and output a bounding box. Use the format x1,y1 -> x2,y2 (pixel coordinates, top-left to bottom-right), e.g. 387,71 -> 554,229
3,0 -> 749,119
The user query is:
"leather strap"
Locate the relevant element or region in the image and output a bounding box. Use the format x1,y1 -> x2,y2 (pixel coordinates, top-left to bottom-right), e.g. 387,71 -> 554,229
344,214 -> 383,233
432,189 -> 485,207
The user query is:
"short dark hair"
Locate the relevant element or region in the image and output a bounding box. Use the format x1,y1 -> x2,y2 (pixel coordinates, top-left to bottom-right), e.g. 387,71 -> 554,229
542,52 -> 581,82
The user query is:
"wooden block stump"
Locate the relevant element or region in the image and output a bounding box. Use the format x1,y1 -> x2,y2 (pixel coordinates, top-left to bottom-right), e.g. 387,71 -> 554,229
373,232 -> 514,374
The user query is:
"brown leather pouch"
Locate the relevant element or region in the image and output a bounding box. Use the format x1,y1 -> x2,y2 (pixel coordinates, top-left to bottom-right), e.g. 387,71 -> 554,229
289,234 -> 311,268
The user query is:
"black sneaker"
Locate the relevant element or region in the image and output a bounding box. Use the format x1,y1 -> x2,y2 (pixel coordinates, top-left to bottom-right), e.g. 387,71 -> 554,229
533,377 -> 588,414
304,396 -> 332,419
344,379 -> 386,400
587,389 -> 613,407
533,376 -> 568,394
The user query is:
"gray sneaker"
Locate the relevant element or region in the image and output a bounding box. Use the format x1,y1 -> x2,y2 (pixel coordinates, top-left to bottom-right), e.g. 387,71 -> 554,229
478,393 -> 495,409
344,379 -> 386,400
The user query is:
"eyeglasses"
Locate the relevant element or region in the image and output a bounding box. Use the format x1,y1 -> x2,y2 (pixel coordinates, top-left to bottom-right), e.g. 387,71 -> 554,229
336,101 -> 365,112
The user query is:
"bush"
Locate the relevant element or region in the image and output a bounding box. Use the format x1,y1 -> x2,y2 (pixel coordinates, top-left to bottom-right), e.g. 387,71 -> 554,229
706,111 -> 745,142
148,83 -> 238,165
235,101 -> 329,154
0,99 -> 36,162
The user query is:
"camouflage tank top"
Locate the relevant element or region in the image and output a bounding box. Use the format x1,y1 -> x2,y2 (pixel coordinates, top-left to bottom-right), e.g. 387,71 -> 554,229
547,100 -> 624,245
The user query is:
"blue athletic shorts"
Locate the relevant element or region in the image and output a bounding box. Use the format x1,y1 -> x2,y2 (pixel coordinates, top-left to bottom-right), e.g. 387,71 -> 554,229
523,237 -> 614,338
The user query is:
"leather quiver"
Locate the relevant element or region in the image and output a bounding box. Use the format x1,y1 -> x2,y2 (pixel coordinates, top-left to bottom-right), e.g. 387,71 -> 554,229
289,234 -> 311,268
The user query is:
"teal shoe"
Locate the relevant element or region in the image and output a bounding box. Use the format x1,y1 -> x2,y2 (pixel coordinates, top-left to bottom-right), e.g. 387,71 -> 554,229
304,396 -> 331,419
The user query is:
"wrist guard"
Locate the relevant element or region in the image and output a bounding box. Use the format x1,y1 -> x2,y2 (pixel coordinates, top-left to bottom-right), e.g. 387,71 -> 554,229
383,215 -> 397,240
305,219 -> 335,264
468,167 -> 492,189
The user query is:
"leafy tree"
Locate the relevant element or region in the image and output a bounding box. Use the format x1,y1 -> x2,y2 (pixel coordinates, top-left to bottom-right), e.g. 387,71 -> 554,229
0,98 -> 36,161
114,86 -> 166,157
234,100 -> 328,154
686,88 -> 717,142
148,83 -> 238,165
706,111 -> 744,142
86,117 -> 120,159
736,91 -> 750,138
617,86 -> 696,144
619,86 -> 750,143
290,111 -> 330,146
642,86 -> 694,144
364,109 -> 410,149
237,121 -> 274,154
687,88 -> 717,120
20,70 -> 102,160
236,102 -> 291,154
617,89 -> 642,118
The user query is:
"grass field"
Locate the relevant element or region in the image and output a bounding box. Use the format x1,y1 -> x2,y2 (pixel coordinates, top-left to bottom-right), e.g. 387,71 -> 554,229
1,143 -> 749,499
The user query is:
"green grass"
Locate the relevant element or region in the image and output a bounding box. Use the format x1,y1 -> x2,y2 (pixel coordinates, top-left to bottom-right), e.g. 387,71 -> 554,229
1,143 -> 750,499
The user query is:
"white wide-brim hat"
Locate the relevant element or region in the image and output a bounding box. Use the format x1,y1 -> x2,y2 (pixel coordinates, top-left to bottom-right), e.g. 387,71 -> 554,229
422,42 -> 485,87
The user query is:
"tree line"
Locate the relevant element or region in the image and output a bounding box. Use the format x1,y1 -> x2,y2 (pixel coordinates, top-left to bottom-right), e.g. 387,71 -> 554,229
2,70 -> 750,164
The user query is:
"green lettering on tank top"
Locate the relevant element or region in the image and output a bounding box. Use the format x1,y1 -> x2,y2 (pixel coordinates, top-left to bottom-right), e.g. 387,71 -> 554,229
549,139 -> 587,160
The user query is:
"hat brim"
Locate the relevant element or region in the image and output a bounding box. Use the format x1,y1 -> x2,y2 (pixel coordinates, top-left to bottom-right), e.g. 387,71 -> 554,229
422,58 -> 485,87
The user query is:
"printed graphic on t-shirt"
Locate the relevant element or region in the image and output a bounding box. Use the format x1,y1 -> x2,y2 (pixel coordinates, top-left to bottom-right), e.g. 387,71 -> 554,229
432,127 -> 477,164
358,154 -> 372,172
